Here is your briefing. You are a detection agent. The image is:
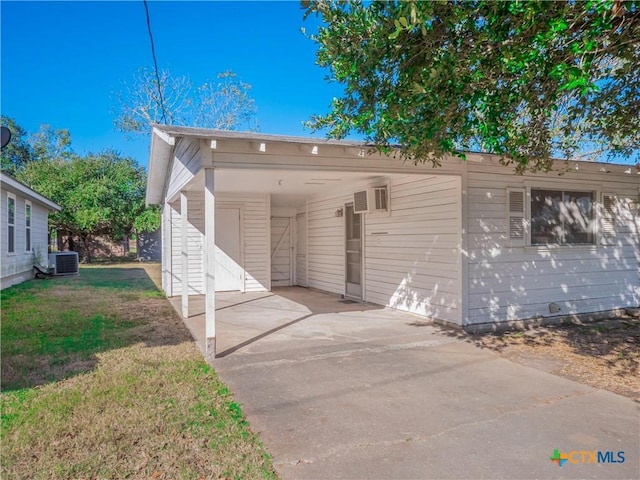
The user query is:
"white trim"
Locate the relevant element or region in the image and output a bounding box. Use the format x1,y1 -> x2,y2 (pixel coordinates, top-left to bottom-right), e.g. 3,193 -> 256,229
180,192 -> 189,318
265,194 -> 272,291
343,201 -> 364,300
0,173 -> 61,211
527,186 -> 599,247
203,168 -> 216,359
24,200 -> 32,253
152,126 -> 176,146
305,200 -> 309,288
292,215 -> 298,286
7,192 -> 16,255
459,171 -> 469,326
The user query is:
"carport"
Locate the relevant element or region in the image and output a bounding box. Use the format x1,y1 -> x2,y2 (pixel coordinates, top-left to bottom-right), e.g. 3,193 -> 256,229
168,287 -> 435,358
147,125 -> 466,362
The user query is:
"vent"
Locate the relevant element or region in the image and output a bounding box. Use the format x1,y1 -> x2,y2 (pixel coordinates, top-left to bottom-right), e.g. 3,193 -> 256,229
509,191 -> 524,213
48,252 -> 80,275
506,188 -> 526,246
353,190 -> 369,214
353,185 -> 389,214
601,194 -> 616,239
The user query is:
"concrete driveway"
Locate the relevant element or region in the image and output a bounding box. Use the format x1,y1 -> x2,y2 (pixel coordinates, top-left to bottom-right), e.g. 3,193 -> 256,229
178,288 -> 640,479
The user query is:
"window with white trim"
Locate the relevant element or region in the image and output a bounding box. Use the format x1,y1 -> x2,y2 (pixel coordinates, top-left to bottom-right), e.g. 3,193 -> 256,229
530,189 -> 594,245
7,193 -> 16,253
507,188 -> 596,246
25,201 -> 32,252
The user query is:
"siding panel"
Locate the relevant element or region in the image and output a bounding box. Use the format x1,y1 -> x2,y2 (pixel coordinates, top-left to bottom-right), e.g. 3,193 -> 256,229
306,174 -> 463,324
464,160 -> 640,325
168,192 -> 269,296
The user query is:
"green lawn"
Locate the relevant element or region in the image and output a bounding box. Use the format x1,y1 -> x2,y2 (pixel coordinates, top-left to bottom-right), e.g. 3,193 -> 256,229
1,264 -> 277,480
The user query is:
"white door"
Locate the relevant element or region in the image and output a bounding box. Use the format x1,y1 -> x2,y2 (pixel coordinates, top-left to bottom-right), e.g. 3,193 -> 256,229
345,204 -> 363,299
215,208 -> 242,291
271,217 -> 292,286
296,212 -> 307,287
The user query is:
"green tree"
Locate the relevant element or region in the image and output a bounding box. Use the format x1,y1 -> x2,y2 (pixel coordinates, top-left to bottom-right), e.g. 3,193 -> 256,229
113,68 -> 259,134
304,0 -> 640,172
19,151 -> 153,263
29,125 -> 73,162
1,116 -> 31,175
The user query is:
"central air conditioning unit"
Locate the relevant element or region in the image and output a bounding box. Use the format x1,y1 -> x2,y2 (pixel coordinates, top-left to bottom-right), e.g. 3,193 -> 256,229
48,252 -> 80,276
353,185 -> 389,214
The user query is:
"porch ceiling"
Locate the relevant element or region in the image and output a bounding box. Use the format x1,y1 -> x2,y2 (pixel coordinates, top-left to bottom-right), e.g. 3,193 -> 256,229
186,169 -> 406,207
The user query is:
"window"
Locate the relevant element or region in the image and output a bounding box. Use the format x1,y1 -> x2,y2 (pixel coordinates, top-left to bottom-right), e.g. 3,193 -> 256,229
25,201 -> 32,252
7,193 -> 15,253
530,189 -> 594,245
373,186 -> 388,212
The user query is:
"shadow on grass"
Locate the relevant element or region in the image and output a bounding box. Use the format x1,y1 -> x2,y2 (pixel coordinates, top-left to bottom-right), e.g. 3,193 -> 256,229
1,265 -> 193,392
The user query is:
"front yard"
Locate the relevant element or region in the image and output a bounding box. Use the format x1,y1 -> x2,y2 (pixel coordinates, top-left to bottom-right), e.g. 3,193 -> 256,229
1,264 -> 277,480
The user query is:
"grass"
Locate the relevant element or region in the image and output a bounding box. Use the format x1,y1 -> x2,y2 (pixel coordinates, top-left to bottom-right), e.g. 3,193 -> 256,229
1,263 -> 277,480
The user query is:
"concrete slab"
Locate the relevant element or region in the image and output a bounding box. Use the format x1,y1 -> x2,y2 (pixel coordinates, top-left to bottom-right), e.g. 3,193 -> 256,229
172,288 -> 640,479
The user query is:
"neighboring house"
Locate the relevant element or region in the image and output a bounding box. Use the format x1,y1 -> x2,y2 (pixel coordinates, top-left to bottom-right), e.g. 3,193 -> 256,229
146,125 -> 640,359
1,173 -> 61,289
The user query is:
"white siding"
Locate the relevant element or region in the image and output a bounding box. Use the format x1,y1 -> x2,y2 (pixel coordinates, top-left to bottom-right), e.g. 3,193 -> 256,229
168,192 -> 269,296
295,212 -> 308,287
307,192 -> 350,295
166,138 -> 202,202
464,161 -> 640,325
307,175 -> 463,324
1,189 -> 51,288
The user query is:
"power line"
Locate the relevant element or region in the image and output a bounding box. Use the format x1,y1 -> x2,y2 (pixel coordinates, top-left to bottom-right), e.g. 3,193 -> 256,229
143,0 -> 167,124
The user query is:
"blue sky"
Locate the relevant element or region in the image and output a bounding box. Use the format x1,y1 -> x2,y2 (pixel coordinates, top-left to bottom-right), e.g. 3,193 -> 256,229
1,1 -> 344,169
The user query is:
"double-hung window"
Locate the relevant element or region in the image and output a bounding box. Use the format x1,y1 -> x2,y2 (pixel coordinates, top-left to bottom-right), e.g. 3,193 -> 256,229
7,193 -> 16,253
530,189 -> 594,245
507,188 -> 596,247
25,201 -> 32,252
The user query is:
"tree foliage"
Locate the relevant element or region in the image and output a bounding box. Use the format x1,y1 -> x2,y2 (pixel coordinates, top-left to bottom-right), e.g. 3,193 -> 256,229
304,0 -> 640,172
3,118 -> 158,261
1,117 -> 73,175
114,68 -> 259,134
29,125 -> 73,162
19,151 -> 152,261
1,116 -> 31,175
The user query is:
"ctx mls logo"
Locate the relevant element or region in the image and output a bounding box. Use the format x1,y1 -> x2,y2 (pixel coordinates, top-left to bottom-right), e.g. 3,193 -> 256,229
550,449 -> 625,467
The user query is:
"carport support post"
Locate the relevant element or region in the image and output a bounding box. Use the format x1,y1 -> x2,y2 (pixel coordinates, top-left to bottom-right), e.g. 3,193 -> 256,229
180,191 -> 189,319
204,168 -> 216,362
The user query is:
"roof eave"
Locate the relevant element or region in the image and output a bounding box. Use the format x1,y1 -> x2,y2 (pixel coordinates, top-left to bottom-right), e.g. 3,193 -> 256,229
146,126 -> 176,205
0,173 -> 62,211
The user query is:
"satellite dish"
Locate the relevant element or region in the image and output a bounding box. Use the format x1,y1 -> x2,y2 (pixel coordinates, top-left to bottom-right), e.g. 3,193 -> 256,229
1,126 -> 11,149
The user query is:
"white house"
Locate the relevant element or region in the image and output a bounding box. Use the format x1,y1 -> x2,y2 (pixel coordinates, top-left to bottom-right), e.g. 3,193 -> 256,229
146,125 -> 640,360
1,173 -> 61,289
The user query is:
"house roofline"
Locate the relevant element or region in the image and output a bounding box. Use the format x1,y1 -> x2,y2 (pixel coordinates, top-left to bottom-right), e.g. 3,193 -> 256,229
0,173 -> 62,211
146,124 -> 640,205
150,123 -> 640,168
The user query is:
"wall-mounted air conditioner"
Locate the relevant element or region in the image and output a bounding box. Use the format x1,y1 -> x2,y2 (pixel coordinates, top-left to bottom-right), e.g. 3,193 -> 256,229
353,185 -> 389,214
48,252 -> 80,276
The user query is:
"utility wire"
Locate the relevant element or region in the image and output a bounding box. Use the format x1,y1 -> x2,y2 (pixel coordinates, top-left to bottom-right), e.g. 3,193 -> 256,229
143,0 -> 167,124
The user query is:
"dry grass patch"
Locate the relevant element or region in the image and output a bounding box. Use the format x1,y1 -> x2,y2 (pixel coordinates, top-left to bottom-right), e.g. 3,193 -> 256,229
472,316 -> 640,401
1,263 -> 277,480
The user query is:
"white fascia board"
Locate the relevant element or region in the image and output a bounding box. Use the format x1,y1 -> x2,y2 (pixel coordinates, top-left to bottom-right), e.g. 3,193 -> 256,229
146,127 -> 176,205
0,173 -> 61,211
